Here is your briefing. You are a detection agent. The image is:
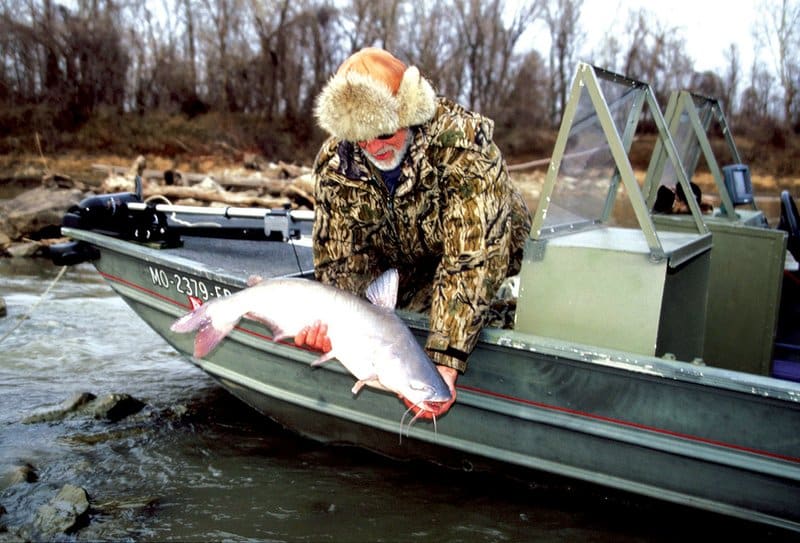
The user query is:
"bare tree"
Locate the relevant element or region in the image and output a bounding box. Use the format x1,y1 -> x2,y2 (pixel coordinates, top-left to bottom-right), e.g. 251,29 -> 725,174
592,31 -> 623,74
403,0 -> 463,100
337,0 -> 403,54
740,59 -> 777,123
593,8 -> 698,111
544,0 -> 583,127
182,0 -> 198,95
721,43 -> 741,117
450,0 -> 543,114
754,0 -> 800,128
689,71 -> 726,103
198,0 -> 247,112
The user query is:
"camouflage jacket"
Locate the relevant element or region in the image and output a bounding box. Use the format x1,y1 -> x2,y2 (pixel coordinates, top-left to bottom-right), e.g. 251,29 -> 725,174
311,97 -> 531,372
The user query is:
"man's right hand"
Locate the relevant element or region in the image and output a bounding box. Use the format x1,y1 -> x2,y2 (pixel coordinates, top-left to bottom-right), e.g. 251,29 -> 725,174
294,320 -> 332,352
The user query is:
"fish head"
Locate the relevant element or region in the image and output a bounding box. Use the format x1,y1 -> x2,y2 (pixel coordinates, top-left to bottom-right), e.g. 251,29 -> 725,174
400,377 -> 452,413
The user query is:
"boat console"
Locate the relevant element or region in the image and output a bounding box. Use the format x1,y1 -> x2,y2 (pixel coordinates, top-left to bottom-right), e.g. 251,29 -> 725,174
644,91 -> 787,375
514,64 -> 712,362
513,65 -> 793,378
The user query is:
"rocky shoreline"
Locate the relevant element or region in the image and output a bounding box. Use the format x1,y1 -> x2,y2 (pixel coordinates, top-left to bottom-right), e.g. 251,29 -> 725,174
1,392 -> 166,540
0,155 -> 318,260
0,156 -> 321,538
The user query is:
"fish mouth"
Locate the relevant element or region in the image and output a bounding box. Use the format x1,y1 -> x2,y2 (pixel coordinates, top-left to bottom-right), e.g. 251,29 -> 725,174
421,400 -> 449,413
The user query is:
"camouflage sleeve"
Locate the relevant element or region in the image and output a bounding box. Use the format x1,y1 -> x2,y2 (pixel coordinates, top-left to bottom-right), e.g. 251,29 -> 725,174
311,140 -> 378,297
424,142 -> 516,373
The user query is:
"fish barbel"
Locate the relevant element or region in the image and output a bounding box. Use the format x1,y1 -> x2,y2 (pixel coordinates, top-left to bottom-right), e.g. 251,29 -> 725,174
169,269 -> 452,413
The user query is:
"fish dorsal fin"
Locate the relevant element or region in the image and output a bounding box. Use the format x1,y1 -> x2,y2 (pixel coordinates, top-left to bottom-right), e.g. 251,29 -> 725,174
366,269 -> 398,310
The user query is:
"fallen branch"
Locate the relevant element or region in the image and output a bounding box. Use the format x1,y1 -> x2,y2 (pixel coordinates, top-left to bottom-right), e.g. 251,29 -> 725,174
143,185 -> 293,208
92,163 -> 301,190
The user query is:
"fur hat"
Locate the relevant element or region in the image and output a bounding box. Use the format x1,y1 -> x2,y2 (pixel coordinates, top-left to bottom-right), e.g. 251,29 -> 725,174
314,48 -> 437,142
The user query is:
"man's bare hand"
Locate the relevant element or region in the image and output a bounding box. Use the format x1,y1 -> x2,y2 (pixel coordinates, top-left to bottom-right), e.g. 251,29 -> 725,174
401,365 -> 458,419
294,320 -> 332,352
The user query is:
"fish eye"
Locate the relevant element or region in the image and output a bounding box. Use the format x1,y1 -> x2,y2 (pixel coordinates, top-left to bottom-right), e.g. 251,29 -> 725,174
409,380 -> 430,391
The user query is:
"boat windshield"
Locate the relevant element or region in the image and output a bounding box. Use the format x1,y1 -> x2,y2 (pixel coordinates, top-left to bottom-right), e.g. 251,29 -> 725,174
647,92 -> 742,209
538,69 -> 648,234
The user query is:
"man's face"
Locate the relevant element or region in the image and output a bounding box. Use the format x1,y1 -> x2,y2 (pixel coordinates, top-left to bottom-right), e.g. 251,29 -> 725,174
358,128 -> 411,171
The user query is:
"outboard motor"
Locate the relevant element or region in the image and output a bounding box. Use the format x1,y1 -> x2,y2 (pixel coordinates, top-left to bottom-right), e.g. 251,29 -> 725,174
61,190 -> 179,245
62,191 -> 142,234
52,189 -> 181,266
49,192 -> 142,266
49,240 -> 100,266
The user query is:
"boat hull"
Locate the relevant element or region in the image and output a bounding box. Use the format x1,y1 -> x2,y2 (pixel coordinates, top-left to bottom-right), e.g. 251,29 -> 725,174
63,228 -> 800,532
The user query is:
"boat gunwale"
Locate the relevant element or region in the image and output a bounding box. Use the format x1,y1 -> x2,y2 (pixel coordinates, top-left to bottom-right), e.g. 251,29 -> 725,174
62,226 -> 800,404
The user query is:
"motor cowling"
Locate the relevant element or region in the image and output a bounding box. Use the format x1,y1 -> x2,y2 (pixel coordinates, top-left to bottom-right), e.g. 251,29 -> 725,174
49,241 -> 101,266
62,192 -> 141,234
61,191 -> 180,247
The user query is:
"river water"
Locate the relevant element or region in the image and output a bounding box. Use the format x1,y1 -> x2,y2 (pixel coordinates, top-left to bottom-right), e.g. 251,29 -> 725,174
0,258 -> 794,542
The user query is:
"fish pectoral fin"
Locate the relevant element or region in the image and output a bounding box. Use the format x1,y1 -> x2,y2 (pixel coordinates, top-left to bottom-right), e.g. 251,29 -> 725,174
351,377 -> 384,395
351,378 -> 390,395
309,352 -> 336,367
351,380 -> 367,395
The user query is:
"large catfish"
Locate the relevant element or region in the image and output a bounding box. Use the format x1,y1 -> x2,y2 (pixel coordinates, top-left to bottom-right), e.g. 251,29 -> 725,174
169,269 -> 452,414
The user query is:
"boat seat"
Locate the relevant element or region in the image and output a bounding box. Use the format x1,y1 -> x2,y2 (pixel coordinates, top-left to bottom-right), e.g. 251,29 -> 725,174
778,190 -> 800,261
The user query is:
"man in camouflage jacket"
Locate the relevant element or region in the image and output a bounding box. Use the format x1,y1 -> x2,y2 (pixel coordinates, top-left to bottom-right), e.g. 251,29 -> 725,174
299,47 -> 531,417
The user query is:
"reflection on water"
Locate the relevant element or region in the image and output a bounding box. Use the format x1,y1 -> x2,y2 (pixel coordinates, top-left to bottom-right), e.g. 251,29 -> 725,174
0,259 -> 794,542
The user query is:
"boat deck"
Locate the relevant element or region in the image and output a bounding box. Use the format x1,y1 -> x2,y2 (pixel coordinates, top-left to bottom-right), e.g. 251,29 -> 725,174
175,234 -> 314,280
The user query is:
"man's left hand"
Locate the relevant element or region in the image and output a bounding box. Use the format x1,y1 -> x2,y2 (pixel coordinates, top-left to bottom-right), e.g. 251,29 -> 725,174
400,365 -> 458,419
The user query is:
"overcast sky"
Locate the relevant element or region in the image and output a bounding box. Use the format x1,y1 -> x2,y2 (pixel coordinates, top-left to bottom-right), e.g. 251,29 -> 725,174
581,0 -> 759,72
519,0 -> 764,77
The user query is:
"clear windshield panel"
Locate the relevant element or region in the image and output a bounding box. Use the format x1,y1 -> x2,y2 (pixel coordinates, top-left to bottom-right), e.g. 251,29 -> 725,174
655,95 -> 713,189
654,94 -> 738,202
540,74 -> 645,234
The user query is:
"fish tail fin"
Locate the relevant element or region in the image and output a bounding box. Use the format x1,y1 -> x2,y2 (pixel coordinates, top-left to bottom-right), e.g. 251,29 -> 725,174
170,304 -> 211,334
170,302 -> 238,358
193,320 -> 235,358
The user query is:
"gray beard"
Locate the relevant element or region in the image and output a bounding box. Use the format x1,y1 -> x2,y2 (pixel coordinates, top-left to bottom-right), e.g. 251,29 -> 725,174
363,130 -> 412,171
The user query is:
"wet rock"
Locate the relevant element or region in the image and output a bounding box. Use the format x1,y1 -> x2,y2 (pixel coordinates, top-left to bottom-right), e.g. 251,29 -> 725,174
32,484 -> 90,539
23,392 -> 147,424
8,463 -> 38,484
0,186 -> 84,251
195,176 -> 223,192
64,426 -> 148,445
87,393 -> 146,422
0,296 -> 6,318
63,392 -> 98,411
22,392 -> 97,423
94,495 -> 159,514
5,241 -> 44,258
41,173 -> 88,191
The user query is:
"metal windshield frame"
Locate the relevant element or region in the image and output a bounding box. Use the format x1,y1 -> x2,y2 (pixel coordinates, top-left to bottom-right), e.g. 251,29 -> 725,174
643,90 -> 749,219
530,63 -> 708,261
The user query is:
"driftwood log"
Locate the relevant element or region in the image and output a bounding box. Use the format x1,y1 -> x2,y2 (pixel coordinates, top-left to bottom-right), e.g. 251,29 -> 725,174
92,160 -> 309,188
142,185 -> 290,208
94,157 -> 316,210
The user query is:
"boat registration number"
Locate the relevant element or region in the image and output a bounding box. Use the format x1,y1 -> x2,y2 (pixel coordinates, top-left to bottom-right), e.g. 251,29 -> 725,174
148,266 -> 232,301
